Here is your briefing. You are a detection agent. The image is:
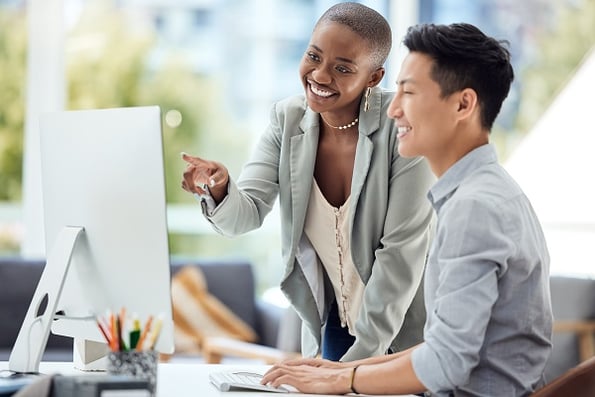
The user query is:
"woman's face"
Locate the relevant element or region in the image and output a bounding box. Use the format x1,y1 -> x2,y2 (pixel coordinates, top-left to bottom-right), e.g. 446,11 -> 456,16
299,21 -> 381,115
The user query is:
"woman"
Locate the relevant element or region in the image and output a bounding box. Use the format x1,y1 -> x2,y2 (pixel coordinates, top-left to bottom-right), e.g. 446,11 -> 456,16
181,2 -> 434,362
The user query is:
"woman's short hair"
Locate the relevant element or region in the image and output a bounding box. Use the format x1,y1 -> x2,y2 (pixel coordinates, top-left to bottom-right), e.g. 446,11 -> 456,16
316,2 -> 392,70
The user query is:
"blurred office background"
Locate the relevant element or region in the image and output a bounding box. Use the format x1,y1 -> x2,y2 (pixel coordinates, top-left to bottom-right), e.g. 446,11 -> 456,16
0,0 -> 593,295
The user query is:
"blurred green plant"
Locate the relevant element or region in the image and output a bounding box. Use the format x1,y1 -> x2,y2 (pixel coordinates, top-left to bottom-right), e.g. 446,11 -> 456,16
0,9 -> 27,201
0,1 -> 251,204
65,1 -> 252,256
0,1 -> 252,256
65,1 -> 250,205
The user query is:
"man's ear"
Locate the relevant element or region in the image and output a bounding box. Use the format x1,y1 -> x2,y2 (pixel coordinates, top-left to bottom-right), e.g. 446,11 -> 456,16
368,67 -> 386,87
456,88 -> 478,120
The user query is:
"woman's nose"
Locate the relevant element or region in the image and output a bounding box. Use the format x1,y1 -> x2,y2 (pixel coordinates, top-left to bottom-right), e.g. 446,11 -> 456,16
311,65 -> 332,84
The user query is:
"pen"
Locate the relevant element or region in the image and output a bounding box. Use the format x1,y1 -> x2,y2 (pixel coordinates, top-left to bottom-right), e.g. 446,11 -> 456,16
96,317 -> 112,347
118,307 -> 128,351
116,316 -> 128,351
119,307 -> 127,331
109,310 -> 119,352
148,314 -> 164,350
135,315 -> 153,351
129,314 -> 141,350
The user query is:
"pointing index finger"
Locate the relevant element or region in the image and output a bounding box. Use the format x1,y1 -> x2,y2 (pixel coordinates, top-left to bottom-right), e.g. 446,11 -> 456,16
181,152 -> 201,166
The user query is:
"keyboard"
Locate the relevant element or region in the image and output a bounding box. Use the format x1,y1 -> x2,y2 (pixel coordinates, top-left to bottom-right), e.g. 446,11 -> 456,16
209,371 -> 290,393
0,374 -> 37,394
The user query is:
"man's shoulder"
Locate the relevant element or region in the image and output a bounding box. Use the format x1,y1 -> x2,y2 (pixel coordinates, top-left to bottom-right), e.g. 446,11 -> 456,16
460,164 -> 522,201
446,165 -> 532,229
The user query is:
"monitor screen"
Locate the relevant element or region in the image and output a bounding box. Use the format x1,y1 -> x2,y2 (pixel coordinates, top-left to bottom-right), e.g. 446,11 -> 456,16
9,106 -> 174,372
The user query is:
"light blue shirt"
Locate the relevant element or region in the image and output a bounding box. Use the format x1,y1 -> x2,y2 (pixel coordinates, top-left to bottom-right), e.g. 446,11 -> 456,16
411,144 -> 553,396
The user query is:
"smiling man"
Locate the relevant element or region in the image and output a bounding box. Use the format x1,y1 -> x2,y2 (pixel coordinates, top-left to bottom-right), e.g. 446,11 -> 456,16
262,23 -> 553,397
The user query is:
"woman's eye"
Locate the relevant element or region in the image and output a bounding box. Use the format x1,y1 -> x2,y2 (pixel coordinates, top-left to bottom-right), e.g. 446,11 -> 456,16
336,66 -> 351,73
307,52 -> 319,62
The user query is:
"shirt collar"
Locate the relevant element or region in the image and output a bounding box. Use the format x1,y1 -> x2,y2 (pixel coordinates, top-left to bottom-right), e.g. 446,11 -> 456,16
427,143 -> 499,210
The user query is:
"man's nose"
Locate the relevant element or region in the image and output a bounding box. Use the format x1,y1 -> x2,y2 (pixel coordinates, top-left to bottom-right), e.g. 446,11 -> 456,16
387,94 -> 403,119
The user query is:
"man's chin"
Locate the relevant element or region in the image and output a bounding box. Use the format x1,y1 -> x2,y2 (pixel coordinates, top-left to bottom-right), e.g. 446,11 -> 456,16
397,145 -> 418,158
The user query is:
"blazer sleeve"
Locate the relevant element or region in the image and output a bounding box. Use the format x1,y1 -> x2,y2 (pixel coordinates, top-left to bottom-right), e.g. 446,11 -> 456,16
343,153 -> 435,360
205,105 -> 283,236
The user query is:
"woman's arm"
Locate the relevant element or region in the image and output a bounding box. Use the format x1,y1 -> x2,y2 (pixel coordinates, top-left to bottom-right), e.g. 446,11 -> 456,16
344,153 -> 435,360
205,104 -> 284,236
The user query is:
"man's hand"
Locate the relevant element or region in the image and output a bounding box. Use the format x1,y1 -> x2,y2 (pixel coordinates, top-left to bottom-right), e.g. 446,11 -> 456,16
261,362 -> 354,395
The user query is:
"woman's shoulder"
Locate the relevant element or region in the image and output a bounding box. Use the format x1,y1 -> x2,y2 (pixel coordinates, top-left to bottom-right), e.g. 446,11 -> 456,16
267,94 -> 310,130
272,94 -> 308,115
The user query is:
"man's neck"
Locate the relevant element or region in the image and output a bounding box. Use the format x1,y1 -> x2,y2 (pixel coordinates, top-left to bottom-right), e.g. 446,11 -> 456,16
429,130 -> 489,178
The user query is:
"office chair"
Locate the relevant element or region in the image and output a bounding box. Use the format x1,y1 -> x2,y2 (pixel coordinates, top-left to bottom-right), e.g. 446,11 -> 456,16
530,355 -> 595,396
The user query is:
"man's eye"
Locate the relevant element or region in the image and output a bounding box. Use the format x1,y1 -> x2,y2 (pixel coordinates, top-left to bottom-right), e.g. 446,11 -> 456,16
336,66 -> 351,73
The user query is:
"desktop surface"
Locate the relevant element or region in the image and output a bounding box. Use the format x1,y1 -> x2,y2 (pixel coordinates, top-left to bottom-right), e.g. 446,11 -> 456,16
0,361 -> 417,396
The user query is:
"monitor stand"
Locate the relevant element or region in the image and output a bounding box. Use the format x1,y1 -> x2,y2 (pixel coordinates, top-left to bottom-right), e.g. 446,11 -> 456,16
8,226 -> 84,374
73,338 -> 109,371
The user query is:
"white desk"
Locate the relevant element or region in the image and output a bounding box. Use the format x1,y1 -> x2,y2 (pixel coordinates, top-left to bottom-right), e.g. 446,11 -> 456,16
1,361 -> 416,396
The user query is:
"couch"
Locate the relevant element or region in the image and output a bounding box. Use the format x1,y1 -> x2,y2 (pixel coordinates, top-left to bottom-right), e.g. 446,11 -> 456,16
0,256 -> 288,363
1,257 -> 593,379
547,275 -> 595,380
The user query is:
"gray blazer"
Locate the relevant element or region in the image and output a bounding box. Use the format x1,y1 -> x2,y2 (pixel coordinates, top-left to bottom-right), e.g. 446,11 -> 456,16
205,87 -> 435,360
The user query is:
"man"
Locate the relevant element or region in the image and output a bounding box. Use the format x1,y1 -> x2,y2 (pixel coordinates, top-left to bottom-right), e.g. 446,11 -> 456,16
262,22 -> 553,397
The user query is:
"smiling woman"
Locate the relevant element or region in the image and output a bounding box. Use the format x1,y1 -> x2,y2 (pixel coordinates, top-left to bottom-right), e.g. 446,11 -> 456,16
180,1 -> 435,364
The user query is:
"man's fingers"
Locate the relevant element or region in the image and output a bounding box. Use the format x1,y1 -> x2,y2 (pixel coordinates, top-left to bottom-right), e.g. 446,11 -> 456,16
261,365 -> 287,385
269,373 -> 302,391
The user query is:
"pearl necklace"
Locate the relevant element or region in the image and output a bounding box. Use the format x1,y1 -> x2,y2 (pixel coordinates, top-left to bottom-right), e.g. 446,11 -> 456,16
321,115 -> 359,130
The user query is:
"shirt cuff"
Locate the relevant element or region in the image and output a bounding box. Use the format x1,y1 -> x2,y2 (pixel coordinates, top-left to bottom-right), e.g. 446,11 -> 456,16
411,343 -> 450,395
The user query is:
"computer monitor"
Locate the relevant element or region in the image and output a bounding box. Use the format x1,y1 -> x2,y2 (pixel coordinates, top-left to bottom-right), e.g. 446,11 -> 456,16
9,106 -> 174,373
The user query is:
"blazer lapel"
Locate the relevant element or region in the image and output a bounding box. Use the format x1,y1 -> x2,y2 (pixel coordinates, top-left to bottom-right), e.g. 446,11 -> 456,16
289,111 -> 319,246
350,135 -> 373,226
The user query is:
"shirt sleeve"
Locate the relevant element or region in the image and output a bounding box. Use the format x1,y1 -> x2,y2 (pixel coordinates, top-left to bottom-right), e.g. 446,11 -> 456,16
411,198 -> 512,393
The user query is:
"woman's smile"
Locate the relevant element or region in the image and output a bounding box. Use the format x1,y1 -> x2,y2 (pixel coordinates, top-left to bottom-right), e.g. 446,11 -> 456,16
309,82 -> 335,98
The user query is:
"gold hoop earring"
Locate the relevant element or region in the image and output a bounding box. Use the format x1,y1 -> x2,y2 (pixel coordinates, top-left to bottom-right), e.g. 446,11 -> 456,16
363,87 -> 372,112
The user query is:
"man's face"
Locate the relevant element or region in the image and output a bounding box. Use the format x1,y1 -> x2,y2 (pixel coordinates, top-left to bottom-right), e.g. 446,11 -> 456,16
387,52 -> 460,162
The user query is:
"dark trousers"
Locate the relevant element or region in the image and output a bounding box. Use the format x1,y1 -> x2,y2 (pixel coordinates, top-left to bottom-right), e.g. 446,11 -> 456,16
321,300 -> 355,361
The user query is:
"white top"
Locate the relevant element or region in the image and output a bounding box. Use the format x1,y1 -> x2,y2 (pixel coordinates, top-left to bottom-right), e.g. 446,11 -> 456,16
303,179 -> 365,335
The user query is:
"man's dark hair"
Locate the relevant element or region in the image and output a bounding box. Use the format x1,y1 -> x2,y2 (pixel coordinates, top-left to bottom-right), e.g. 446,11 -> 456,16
403,23 -> 514,131
316,2 -> 392,70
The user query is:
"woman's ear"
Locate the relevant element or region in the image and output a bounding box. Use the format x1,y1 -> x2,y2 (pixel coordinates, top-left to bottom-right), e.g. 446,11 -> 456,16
368,67 -> 386,87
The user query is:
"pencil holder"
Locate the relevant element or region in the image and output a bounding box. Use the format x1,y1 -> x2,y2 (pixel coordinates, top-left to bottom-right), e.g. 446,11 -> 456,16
107,350 -> 158,396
